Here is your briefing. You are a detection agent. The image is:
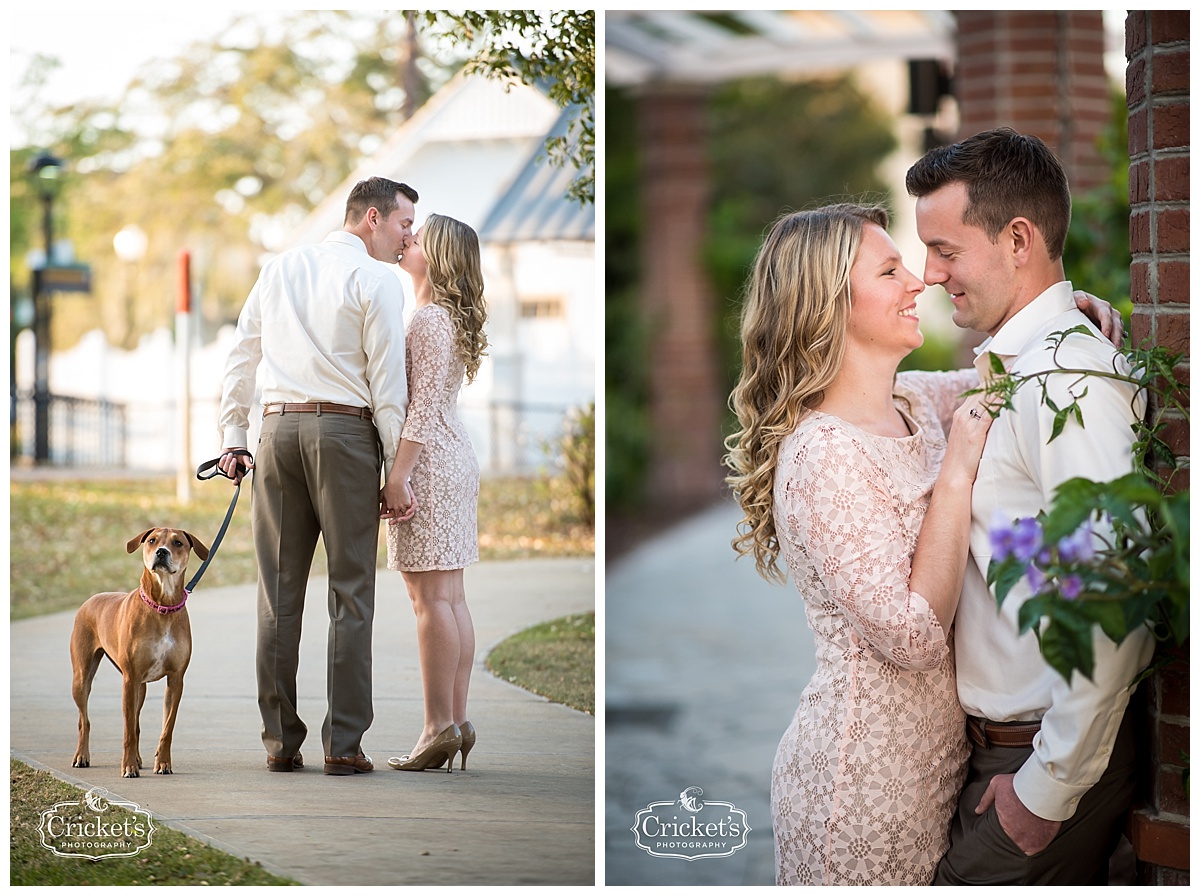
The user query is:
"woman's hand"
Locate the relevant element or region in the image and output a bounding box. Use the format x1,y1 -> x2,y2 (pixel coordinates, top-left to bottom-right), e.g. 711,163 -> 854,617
1074,290 -> 1124,348
941,394 -> 994,486
380,476 -> 416,522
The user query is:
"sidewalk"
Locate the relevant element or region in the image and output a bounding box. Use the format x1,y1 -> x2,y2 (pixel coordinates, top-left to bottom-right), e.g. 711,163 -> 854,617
11,557 -> 595,886
604,498 -> 816,885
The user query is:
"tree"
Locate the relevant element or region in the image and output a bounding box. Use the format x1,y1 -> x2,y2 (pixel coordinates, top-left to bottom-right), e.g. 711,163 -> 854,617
422,11 -> 595,204
10,11 -> 442,350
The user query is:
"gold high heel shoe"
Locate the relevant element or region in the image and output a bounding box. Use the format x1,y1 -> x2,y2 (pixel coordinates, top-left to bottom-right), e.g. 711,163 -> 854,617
458,721 -> 476,770
387,724 -> 461,772
429,720 -> 476,770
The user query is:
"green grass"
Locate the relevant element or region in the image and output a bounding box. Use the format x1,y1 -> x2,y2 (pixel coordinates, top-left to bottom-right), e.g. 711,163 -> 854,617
487,612 -> 596,714
10,475 -> 593,620
10,759 -> 298,886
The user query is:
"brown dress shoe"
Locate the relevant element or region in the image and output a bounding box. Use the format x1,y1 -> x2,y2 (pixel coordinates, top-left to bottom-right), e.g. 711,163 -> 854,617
267,752 -> 304,772
324,751 -> 373,776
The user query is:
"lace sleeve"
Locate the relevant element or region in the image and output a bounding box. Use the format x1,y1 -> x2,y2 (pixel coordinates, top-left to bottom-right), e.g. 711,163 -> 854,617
776,423 -> 949,670
400,307 -> 455,445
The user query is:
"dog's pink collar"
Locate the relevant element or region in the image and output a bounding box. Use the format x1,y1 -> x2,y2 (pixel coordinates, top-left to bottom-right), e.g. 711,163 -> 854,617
140,587 -> 189,614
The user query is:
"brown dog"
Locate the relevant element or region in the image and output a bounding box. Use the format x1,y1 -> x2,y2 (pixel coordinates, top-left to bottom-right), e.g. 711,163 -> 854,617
70,528 -> 209,777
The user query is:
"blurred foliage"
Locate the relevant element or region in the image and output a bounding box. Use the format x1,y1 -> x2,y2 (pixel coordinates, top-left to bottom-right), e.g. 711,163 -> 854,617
604,87 -> 651,510
1062,87 -> 1133,322
555,402 -> 596,525
605,75 -> 899,508
423,11 -> 594,204
898,326 -> 962,375
706,74 -> 899,412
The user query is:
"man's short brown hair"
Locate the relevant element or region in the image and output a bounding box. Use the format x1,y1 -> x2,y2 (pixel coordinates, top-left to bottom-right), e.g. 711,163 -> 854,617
344,177 -> 419,225
905,128 -> 1071,260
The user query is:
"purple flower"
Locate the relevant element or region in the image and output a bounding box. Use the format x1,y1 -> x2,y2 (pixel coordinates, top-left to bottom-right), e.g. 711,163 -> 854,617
1060,575 -> 1083,600
990,511 -> 1044,564
989,509 -> 1018,562
1056,521 -> 1095,565
1026,564 -> 1047,594
1012,518 -> 1044,564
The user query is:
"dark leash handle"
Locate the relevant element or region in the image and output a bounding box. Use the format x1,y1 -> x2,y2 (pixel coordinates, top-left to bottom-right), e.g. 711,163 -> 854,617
195,449 -> 254,482
187,450 -> 254,593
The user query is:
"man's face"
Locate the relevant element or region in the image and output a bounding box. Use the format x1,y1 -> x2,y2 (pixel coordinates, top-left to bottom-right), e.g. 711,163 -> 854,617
914,182 -> 1017,336
367,195 -> 415,264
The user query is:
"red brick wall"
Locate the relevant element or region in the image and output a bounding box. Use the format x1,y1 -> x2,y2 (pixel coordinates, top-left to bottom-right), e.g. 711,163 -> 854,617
955,12 -> 1109,190
1125,10 -> 1190,885
636,88 -> 725,508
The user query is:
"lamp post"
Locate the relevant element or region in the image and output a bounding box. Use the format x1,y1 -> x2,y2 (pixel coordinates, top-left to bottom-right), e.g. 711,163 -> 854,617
30,149 -> 63,463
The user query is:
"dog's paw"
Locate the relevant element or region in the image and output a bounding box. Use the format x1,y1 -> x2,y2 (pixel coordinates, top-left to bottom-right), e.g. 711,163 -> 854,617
154,766 -> 173,775
121,767 -> 140,778
71,756 -> 90,768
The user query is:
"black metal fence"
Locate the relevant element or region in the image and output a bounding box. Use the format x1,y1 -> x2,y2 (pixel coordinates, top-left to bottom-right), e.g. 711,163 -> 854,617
11,392 -> 127,467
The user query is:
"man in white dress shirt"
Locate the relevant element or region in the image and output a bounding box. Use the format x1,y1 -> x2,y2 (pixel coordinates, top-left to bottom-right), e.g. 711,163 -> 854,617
906,129 -> 1153,884
217,177 -> 417,776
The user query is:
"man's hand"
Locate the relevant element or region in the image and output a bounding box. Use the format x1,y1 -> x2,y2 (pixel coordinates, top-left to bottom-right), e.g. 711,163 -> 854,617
976,773 -> 1062,856
217,448 -> 253,484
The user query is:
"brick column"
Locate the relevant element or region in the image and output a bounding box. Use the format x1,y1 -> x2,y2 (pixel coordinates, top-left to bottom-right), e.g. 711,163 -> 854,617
1126,10 -> 1190,886
636,87 -> 725,508
954,11 -> 1109,190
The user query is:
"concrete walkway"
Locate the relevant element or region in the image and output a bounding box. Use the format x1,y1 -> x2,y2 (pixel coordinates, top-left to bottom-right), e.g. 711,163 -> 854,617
604,498 -> 816,885
11,557 -> 595,886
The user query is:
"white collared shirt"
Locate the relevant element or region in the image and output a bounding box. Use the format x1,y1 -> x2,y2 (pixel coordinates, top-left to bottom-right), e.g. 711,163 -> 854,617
218,230 -> 409,474
958,280 -> 1153,822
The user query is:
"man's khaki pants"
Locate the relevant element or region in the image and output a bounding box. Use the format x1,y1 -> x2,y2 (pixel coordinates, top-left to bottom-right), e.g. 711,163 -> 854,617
934,711 -> 1136,885
252,411 -> 382,760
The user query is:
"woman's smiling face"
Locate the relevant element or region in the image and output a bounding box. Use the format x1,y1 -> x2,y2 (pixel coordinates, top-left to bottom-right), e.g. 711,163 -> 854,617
846,222 -> 926,358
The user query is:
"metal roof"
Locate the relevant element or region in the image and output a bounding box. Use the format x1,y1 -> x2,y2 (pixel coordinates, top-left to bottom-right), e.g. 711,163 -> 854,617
606,10 -> 956,87
479,104 -> 595,244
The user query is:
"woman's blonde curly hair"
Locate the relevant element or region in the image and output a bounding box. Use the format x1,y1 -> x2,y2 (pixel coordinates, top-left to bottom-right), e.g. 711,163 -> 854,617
723,203 -> 889,583
420,214 -> 489,383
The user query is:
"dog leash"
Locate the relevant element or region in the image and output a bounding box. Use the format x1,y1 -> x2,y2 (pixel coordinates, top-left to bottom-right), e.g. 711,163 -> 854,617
187,449 -> 254,592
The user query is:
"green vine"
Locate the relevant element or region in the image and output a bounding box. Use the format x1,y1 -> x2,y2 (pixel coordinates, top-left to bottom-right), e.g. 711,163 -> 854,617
977,327 -> 1189,682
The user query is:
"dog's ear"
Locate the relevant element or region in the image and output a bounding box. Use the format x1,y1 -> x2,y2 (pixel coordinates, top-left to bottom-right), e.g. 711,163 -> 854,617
127,529 -> 155,553
183,532 -> 210,561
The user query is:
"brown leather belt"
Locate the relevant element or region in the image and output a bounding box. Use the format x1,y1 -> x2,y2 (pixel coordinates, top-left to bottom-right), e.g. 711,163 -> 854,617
263,402 -> 373,421
966,716 -> 1041,749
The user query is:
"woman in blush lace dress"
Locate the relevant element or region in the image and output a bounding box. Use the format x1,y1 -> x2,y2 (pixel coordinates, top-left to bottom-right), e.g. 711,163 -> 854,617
379,214 -> 488,773
723,204 -> 992,885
